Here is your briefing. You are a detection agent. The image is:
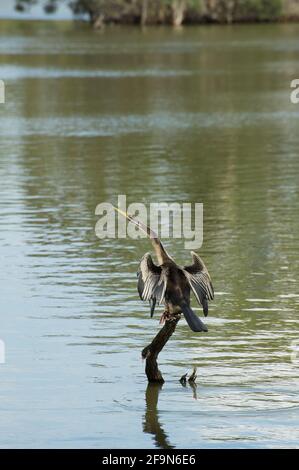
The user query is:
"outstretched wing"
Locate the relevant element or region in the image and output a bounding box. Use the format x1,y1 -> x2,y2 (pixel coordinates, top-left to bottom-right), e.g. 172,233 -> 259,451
137,253 -> 167,316
183,251 -> 214,317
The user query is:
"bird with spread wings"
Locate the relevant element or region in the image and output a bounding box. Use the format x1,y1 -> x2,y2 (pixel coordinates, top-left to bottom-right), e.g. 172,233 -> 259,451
113,207 -> 214,332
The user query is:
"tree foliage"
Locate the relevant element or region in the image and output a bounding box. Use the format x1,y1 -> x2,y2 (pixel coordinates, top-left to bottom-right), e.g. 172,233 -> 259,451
15,0 -> 284,26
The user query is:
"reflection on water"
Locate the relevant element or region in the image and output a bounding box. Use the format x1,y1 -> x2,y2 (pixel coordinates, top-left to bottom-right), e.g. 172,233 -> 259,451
0,20 -> 298,448
143,384 -> 174,449
143,382 -> 198,449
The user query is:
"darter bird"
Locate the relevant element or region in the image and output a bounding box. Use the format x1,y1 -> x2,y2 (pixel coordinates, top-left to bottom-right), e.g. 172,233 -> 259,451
113,207 -> 214,332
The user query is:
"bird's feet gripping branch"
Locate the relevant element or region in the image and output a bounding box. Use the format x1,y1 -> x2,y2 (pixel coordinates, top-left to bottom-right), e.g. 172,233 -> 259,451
159,310 -> 172,325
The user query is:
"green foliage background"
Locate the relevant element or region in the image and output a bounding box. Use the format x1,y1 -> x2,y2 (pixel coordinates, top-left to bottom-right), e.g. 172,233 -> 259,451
15,0 -> 285,24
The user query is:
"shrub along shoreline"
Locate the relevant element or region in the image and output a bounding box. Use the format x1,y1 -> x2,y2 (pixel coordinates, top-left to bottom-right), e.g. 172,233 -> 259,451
78,1 -> 299,28
16,1 -> 299,28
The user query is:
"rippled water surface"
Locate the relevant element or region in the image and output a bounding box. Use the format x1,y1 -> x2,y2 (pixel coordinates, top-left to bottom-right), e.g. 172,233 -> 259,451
0,20 -> 298,448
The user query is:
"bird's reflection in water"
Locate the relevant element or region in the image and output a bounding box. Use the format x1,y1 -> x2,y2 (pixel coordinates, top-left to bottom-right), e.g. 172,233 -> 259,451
143,383 -> 174,449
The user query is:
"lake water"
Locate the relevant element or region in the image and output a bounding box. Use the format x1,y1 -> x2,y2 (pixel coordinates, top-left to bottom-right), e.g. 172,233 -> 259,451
0,20 -> 298,449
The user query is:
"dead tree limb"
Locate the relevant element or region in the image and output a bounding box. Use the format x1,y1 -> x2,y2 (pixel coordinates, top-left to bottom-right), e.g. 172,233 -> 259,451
142,313 -> 181,383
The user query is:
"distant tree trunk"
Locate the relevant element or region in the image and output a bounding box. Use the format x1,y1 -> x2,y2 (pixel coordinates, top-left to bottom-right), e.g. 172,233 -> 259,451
203,0 -> 239,23
141,0 -> 148,25
92,12 -> 105,28
171,0 -> 186,26
221,0 -> 238,23
86,4 -> 105,29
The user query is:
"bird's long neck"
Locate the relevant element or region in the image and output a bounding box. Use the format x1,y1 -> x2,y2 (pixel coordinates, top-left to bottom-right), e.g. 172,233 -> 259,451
132,216 -> 171,265
112,205 -> 172,265
150,237 -> 170,265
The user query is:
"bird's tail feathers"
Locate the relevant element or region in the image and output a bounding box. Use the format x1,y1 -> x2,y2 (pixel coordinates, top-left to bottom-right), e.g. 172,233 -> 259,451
150,298 -> 156,318
180,302 -> 208,332
202,298 -> 209,317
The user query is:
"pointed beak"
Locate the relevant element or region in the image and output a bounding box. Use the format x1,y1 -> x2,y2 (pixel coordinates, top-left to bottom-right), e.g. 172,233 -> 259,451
112,205 -> 130,220
112,205 -> 157,239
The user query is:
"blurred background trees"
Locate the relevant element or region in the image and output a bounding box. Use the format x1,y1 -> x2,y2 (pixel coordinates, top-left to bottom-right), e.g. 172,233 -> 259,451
15,0 -> 291,27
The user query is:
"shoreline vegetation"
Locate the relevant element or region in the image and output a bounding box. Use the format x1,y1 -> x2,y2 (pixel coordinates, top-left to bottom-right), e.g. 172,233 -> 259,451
15,1 -> 299,28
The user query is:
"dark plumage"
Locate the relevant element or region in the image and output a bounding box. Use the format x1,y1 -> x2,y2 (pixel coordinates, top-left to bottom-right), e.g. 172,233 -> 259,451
113,205 -> 214,333
137,250 -> 214,333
